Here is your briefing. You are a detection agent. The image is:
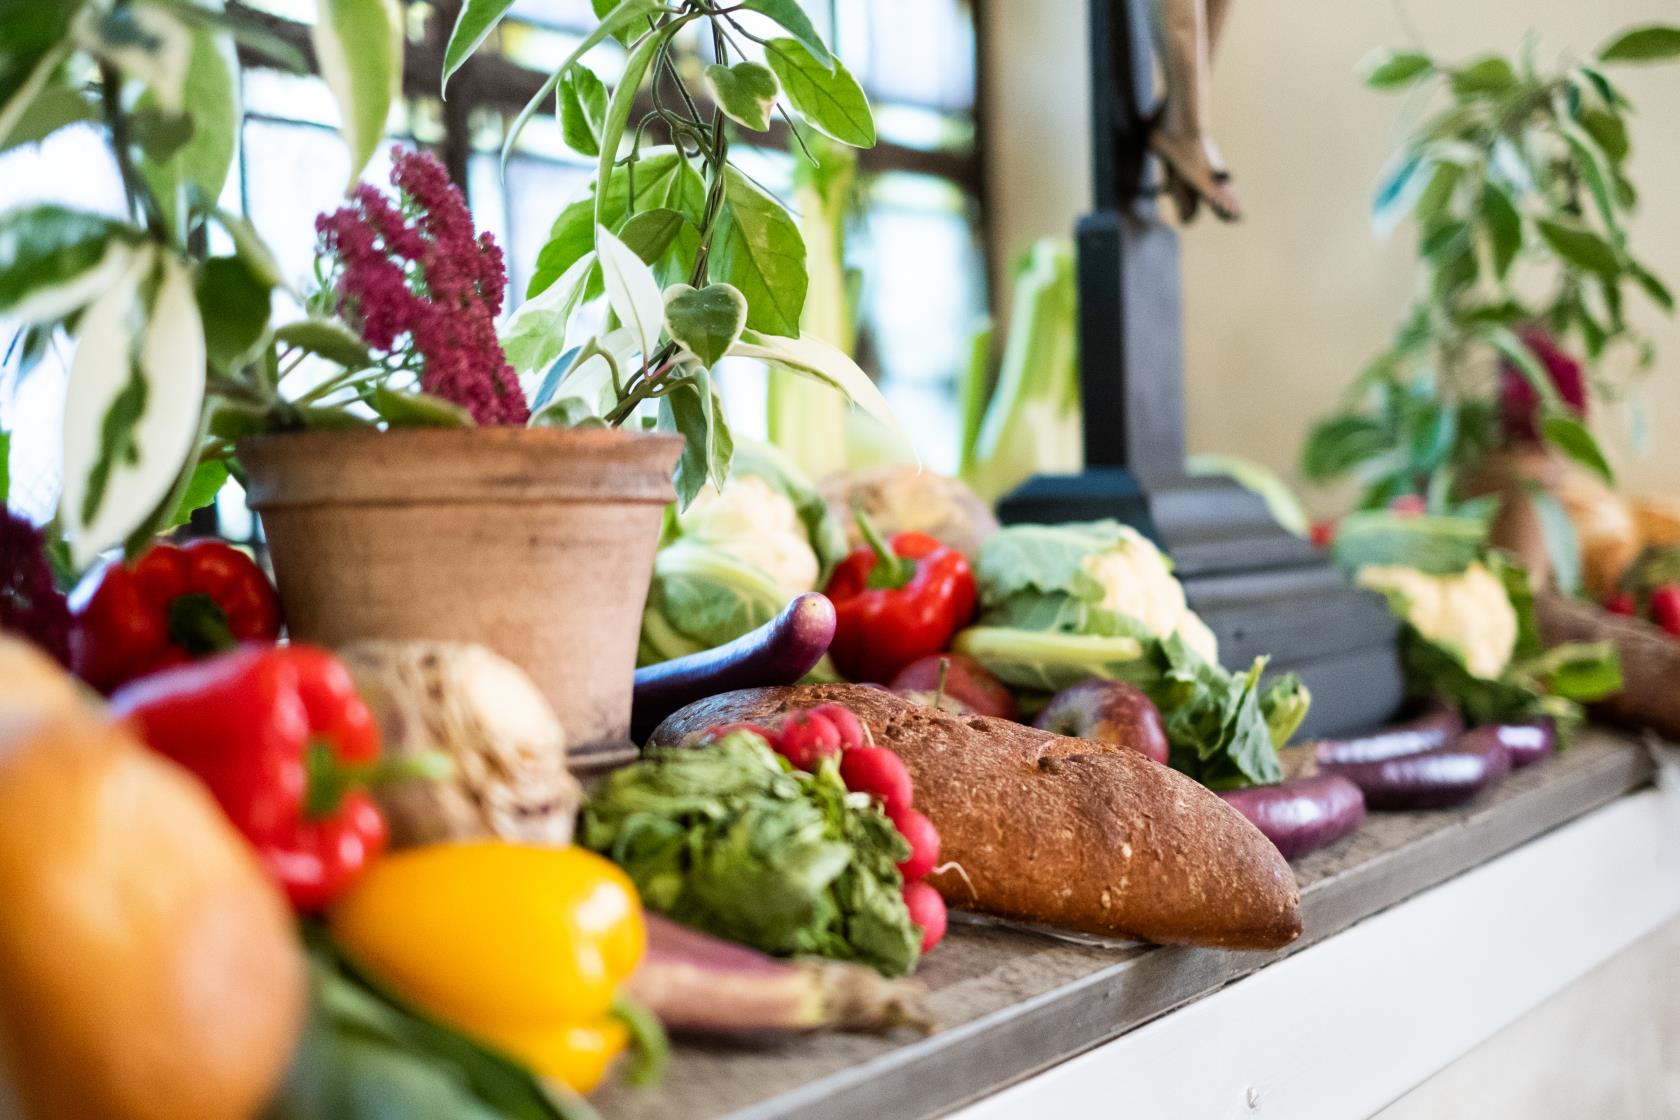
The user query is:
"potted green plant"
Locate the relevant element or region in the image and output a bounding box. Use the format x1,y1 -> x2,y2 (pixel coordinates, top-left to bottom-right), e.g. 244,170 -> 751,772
1,0 -> 900,748
1300,23 -> 1680,593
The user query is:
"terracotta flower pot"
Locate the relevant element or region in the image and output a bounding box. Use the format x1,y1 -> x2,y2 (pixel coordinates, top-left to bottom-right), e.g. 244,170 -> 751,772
240,427 -> 682,756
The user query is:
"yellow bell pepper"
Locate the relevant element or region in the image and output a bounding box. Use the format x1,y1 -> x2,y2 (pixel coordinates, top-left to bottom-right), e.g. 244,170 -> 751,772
328,842 -> 648,1093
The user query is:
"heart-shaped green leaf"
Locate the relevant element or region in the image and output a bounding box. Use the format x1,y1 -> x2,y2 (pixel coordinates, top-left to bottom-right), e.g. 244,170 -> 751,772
664,282 -> 747,368
704,61 -> 777,131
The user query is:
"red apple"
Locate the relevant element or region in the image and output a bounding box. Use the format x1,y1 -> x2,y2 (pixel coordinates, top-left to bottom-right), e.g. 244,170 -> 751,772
889,654 -> 1017,721
1033,678 -> 1170,765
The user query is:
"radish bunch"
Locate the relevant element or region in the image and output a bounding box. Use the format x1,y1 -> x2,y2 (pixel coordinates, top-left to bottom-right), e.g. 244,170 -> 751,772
702,706 -> 947,954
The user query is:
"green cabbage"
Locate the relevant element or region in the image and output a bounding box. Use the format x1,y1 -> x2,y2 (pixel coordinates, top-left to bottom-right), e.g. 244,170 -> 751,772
954,521 -> 1302,789
638,441 -> 847,666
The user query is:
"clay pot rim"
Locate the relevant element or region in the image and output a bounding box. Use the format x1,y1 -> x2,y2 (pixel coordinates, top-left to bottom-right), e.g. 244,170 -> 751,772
239,425 -> 683,508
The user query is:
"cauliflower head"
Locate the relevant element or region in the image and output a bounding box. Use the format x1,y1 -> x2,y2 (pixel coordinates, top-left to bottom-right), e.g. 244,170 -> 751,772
1358,561 -> 1517,680
678,475 -> 819,592
1080,527 -> 1220,663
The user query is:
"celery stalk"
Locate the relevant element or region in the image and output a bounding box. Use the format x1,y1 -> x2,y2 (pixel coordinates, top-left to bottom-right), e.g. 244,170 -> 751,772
960,240 -> 1082,502
767,135 -> 857,480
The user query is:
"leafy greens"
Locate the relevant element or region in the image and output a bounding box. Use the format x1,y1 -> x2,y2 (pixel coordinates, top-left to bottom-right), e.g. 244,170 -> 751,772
580,733 -> 921,977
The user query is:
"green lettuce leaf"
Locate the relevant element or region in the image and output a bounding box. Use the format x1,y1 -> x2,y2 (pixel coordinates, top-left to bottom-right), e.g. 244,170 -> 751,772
580,734 -> 919,976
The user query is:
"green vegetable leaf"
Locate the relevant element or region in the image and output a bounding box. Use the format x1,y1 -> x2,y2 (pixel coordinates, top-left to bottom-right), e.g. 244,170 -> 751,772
196,255 -> 272,373
738,0 -> 831,64
1363,48 -> 1433,89
711,168 -> 808,335
0,205 -> 135,323
1450,55 -> 1517,96
704,61 -> 778,132
441,0 -> 517,93
0,429 -> 8,505
1598,25 -> 1680,64
1331,508 -> 1490,574
313,0 -> 403,188
663,282 -> 747,368
367,386 -> 477,428
1536,217 -> 1620,277
1539,411 -> 1613,484
581,736 -> 919,977
764,38 -> 875,148
556,63 -> 608,156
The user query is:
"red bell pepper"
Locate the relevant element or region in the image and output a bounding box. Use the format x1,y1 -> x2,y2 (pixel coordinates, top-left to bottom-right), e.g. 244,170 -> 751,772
823,511 -> 977,683
72,539 -> 282,693
109,644 -> 404,912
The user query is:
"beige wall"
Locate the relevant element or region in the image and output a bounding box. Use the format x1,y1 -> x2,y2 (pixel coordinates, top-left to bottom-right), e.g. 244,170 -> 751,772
982,1 -> 1680,510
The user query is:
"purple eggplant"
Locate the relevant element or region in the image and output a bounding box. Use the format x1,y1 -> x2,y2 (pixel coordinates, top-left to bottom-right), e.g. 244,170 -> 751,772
1219,775 -> 1366,860
1320,730 -> 1512,810
631,592 -> 837,741
1314,706 -> 1464,768
625,913 -> 930,1035
1482,721 -> 1556,768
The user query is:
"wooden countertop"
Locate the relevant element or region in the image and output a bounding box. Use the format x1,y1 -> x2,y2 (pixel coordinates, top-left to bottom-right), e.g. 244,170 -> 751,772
591,730 -> 1657,1120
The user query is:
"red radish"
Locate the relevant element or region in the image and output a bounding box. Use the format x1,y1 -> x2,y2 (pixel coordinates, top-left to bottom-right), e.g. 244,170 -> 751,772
698,721 -> 776,745
890,807 -> 940,881
902,880 -> 947,953
810,703 -> 868,751
1604,592 -> 1637,617
840,746 -> 913,816
1651,585 -> 1680,636
776,710 -> 842,770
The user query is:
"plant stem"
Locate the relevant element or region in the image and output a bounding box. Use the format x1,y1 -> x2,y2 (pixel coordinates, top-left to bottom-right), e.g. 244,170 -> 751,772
99,61 -> 167,241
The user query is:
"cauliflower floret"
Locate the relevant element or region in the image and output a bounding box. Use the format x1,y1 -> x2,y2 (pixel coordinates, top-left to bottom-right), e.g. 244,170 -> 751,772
1080,527 -> 1220,663
678,475 -> 819,592
1358,561 -> 1517,680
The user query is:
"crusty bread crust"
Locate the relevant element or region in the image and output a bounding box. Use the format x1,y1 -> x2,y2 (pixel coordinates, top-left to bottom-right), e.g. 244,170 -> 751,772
651,685 -> 1303,951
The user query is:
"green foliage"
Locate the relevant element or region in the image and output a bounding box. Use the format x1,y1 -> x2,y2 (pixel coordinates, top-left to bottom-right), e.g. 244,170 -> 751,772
1305,25 -> 1680,512
473,0 -> 887,496
581,734 -> 920,977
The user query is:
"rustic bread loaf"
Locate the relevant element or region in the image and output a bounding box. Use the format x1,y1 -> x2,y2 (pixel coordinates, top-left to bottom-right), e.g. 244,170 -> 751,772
652,685 -> 1303,951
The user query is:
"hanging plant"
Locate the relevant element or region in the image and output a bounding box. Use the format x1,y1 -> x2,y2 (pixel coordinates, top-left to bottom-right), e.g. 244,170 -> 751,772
459,0 -> 905,506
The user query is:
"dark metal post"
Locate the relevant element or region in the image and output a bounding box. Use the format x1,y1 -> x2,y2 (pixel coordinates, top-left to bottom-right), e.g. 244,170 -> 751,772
997,0 -> 1405,738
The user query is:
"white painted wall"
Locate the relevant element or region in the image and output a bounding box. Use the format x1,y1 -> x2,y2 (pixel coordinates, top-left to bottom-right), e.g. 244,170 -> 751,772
980,0 -> 1680,509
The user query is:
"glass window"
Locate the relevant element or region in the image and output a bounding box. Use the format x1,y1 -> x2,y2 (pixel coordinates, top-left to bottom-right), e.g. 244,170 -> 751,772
2,0 -> 986,533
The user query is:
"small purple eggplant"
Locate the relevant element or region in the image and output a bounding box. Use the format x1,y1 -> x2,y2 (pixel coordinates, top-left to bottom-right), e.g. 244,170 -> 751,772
631,592 -> 836,741
1219,774 -> 1366,860
1320,730 -> 1512,811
